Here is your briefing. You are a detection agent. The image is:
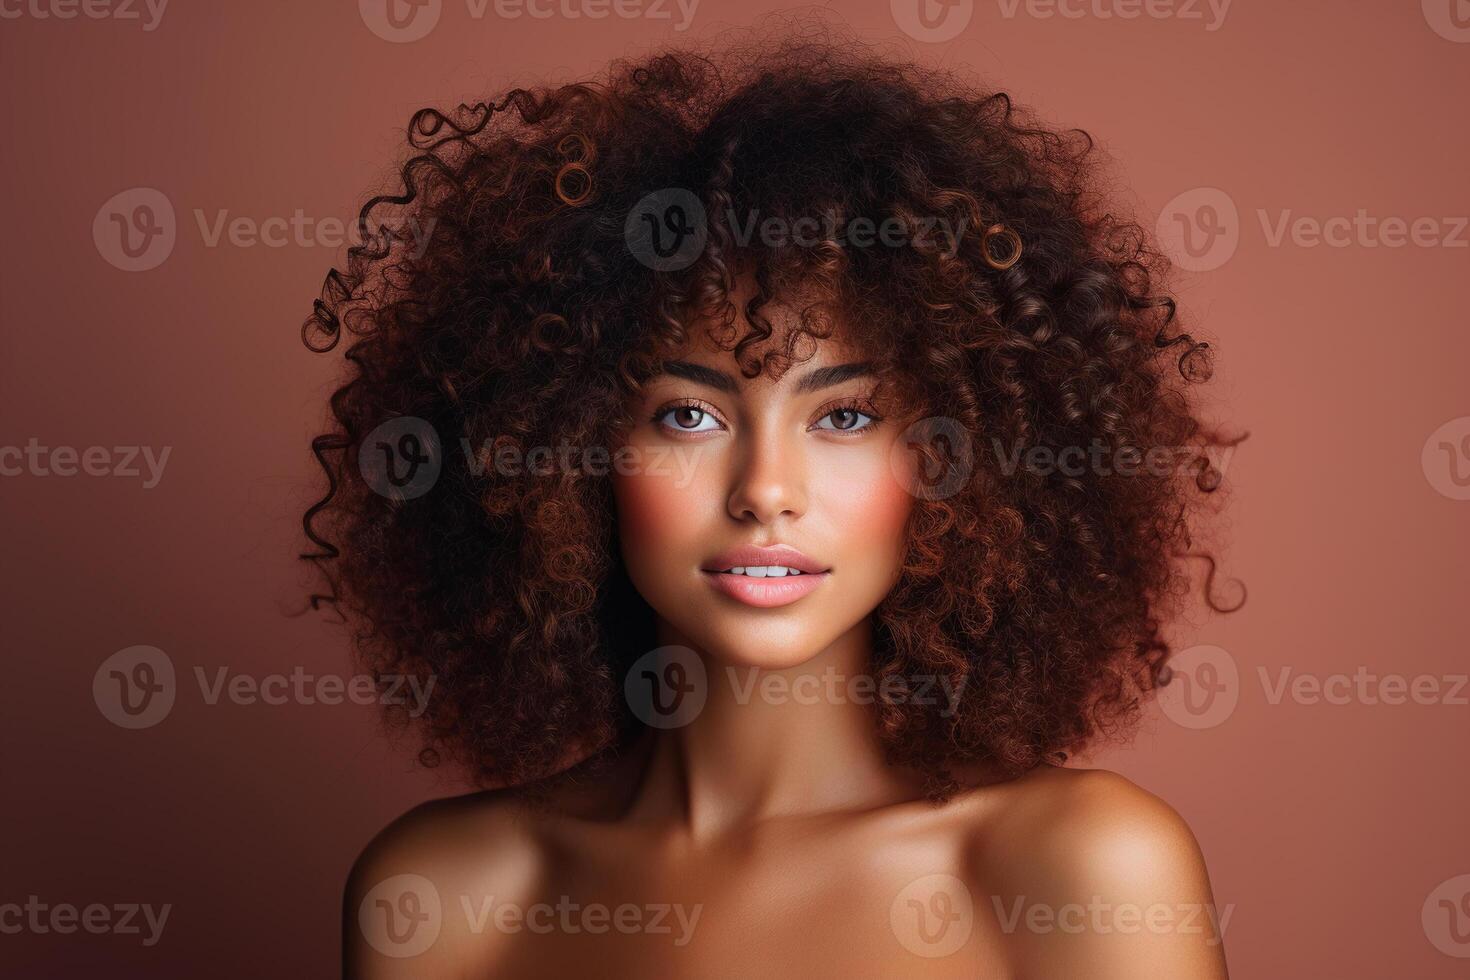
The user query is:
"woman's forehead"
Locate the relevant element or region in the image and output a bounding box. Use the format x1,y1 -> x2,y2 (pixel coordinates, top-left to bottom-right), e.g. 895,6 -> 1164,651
678,285 -> 864,371
679,317 -> 861,368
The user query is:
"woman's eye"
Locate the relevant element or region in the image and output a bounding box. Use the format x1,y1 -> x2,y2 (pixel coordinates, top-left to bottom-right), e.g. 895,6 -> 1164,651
815,407 -> 875,432
658,406 -> 722,433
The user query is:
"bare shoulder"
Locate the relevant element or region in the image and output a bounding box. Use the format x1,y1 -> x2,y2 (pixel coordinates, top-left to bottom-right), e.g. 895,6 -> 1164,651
343,788 -> 548,978
963,765 -> 1230,978
977,765 -> 1209,875
347,788 -> 547,894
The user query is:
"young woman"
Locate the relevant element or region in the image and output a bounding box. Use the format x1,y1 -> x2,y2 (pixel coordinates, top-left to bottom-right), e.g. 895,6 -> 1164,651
303,29 -> 1238,978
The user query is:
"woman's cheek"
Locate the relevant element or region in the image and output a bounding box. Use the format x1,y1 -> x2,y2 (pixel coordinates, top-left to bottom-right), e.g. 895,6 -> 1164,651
819,440 -> 915,547
612,442 -> 722,579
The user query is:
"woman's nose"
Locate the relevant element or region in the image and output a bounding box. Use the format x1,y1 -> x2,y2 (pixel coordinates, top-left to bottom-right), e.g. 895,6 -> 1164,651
725,424 -> 808,525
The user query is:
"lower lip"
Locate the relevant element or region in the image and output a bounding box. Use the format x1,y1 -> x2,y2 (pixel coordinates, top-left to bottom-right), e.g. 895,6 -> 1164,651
701,570 -> 829,608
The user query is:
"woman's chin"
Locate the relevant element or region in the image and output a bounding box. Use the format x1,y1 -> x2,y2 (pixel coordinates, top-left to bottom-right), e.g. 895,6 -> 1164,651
694,633 -> 834,675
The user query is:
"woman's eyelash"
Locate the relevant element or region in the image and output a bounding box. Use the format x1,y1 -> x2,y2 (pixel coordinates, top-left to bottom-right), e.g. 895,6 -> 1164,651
650,398 -> 716,422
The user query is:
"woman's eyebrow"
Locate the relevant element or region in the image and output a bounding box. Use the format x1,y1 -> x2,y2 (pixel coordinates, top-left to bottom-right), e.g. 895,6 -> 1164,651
658,359 -> 873,394
794,361 -> 874,394
660,360 -> 737,392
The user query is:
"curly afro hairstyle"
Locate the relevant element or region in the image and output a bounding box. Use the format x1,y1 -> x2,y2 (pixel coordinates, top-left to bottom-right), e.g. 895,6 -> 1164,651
301,25 -> 1242,800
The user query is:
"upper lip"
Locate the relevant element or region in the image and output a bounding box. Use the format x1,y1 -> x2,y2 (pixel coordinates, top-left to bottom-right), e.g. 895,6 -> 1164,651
701,544 -> 830,575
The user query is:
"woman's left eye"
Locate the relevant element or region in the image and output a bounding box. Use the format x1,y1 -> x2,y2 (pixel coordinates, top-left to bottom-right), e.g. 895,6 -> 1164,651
657,405 -> 722,433
814,407 -> 876,432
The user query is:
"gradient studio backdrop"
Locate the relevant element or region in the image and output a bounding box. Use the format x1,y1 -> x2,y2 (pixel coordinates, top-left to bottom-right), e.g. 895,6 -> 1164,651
2,1 -> 1467,976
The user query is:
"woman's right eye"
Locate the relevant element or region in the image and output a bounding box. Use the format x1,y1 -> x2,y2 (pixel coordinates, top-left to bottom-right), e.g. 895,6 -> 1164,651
657,405 -> 722,433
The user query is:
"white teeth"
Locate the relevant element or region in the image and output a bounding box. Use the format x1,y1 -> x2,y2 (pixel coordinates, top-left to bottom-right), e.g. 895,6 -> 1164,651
723,565 -> 802,577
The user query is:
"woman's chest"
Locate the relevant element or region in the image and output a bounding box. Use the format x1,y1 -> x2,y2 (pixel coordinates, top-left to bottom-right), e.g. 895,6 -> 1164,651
475,838 -> 1015,978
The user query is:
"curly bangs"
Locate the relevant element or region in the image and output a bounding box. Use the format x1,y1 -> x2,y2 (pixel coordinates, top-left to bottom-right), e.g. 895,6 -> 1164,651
300,27 -> 1241,798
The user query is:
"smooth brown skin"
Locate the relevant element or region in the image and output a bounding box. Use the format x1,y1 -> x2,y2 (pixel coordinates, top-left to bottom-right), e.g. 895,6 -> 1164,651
343,287 -> 1231,978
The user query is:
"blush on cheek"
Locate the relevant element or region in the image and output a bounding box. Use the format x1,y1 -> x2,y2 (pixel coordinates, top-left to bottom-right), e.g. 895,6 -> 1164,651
612,470 -> 673,547
825,452 -> 915,544
611,456 -> 718,576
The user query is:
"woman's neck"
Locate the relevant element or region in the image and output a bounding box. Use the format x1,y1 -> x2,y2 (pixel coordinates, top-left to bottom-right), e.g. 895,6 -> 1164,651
626,616 -> 926,842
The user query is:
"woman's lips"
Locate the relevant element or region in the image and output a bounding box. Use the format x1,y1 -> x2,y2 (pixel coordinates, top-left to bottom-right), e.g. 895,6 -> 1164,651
702,569 -> 829,608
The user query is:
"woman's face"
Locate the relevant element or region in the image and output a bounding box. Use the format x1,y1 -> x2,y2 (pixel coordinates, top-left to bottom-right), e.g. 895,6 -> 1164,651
611,301 -> 919,670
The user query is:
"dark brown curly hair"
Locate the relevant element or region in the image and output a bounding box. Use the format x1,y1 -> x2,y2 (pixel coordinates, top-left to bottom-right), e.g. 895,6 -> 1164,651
301,24 -> 1242,800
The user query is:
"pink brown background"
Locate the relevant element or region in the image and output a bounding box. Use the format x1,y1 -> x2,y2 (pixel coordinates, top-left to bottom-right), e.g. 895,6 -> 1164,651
1,1 -> 1467,975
